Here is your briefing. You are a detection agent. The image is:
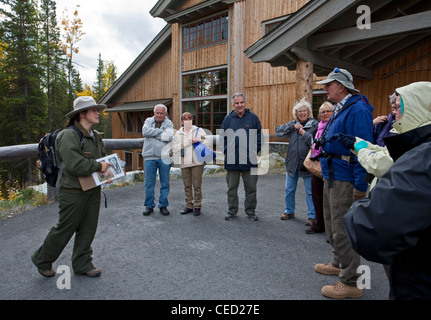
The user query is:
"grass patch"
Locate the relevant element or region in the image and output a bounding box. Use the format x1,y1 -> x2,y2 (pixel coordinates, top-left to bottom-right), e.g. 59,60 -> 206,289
0,188 -> 48,221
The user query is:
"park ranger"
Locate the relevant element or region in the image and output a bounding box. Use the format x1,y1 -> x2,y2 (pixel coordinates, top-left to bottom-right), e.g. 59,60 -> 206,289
31,96 -> 112,278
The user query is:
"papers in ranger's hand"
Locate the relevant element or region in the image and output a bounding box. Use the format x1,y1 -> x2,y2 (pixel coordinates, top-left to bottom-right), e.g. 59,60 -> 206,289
78,153 -> 125,191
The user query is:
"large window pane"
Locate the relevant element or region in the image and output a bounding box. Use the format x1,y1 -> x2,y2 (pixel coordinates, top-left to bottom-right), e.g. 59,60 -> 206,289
183,102 -> 196,116
221,16 -> 228,40
198,72 -> 211,96
213,69 -> 228,95
213,18 -> 220,42
183,75 -> 196,98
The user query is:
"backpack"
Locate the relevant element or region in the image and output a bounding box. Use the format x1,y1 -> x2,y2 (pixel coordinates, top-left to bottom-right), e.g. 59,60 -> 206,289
36,125 -> 84,187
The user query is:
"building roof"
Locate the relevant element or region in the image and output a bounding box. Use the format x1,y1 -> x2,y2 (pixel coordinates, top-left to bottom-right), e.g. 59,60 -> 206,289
105,99 -> 172,113
99,24 -> 171,106
245,0 -> 431,79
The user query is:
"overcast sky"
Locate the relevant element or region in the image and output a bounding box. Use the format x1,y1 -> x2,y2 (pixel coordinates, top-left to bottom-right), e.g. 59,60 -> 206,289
55,0 -> 166,87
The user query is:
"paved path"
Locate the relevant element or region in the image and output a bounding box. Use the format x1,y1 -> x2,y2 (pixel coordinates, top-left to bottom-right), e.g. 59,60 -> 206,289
0,173 -> 388,301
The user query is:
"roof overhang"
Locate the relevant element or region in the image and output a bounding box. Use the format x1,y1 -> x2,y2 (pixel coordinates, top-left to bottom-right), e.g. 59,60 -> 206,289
245,0 -> 431,79
150,0 -> 239,23
99,24 -> 171,105
106,99 -> 173,113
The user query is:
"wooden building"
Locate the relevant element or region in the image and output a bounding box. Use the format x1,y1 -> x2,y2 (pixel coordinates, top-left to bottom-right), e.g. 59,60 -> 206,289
100,0 -> 431,172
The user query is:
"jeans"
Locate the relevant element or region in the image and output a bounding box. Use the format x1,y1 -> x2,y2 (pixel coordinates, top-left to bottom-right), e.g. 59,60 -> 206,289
144,159 -> 171,208
284,169 -> 315,218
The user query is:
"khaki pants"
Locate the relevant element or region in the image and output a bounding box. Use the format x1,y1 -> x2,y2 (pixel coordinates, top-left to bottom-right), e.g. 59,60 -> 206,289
226,170 -> 258,215
323,179 -> 360,286
181,165 -> 204,209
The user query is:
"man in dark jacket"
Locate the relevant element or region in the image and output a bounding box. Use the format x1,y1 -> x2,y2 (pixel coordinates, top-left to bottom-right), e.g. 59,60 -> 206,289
220,93 -> 262,221
345,81 -> 431,299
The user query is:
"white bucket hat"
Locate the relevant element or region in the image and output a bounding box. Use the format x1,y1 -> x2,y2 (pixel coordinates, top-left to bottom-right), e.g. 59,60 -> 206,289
317,67 -> 359,93
66,96 -> 107,118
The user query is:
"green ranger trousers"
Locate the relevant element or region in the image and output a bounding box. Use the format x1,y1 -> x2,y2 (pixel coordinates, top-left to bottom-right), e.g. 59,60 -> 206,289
31,188 -> 101,275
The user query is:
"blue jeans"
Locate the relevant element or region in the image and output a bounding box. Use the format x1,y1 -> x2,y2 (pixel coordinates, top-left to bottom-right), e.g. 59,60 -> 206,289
284,170 -> 315,218
144,159 -> 171,208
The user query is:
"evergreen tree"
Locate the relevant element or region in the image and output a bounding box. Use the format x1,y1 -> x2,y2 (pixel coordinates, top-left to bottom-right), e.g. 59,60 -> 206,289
0,0 -> 46,184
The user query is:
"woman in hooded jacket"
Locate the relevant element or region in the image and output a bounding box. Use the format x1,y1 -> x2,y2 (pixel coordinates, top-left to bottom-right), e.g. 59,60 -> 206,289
344,81 -> 431,299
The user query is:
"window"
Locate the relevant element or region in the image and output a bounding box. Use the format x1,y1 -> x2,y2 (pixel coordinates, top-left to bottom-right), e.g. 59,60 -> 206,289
262,15 -> 290,36
124,151 -> 133,172
183,69 -> 227,98
183,14 -> 228,51
182,68 -> 228,134
125,111 -> 151,133
183,99 -> 227,134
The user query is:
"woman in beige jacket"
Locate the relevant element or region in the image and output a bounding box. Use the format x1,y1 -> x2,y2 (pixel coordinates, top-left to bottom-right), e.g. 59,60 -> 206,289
172,112 -> 213,216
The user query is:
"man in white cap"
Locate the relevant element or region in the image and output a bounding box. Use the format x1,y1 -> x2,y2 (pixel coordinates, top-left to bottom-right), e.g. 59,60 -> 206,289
32,96 -> 112,278
313,68 -> 374,299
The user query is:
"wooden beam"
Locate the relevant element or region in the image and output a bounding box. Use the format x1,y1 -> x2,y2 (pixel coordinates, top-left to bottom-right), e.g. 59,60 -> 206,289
308,10 -> 431,50
295,59 -> 314,104
245,0 -> 357,63
291,46 -> 374,79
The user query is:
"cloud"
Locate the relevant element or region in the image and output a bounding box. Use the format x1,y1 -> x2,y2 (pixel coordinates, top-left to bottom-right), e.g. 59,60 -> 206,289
55,0 -> 165,86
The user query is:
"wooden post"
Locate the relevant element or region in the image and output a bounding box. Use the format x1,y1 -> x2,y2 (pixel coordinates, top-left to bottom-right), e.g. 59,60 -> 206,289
295,59 -> 314,105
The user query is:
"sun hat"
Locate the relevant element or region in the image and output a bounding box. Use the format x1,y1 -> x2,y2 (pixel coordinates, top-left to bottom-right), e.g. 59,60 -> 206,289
317,67 -> 359,93
66,96 -> 107,118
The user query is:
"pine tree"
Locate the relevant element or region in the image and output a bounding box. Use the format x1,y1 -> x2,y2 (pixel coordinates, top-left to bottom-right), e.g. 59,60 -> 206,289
0,0 -> 46,184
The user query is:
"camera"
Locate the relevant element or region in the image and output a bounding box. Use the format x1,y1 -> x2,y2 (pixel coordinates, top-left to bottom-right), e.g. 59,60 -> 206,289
314,137 -> 326,150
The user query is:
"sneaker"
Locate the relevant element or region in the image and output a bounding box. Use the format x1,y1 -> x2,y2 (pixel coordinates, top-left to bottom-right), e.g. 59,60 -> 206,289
280,213 -> 294,220
321,281 -> 362,299
225,212 -> 236,220
315,263 -> 340,275
193,208 -> 201,216
247,213 -> 259,221
180,207 -> 193,215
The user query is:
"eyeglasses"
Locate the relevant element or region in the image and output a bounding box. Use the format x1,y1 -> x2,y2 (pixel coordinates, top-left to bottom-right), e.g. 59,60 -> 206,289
393,104 -> 401,110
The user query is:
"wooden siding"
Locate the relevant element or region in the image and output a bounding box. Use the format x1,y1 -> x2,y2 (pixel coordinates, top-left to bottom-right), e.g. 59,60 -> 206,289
356,42 -> 431,118
182,42 -> 228,72
230,0 -> 311,133
178,0 -> 206,11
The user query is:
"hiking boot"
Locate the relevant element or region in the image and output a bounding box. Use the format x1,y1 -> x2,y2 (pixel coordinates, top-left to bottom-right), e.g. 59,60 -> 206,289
321,281 -> 363,299
305,218 -> 315,226
37,267 -> 56,278
280,213 -> 294,220
315,263 -> 340,275
84,268 -> 101,278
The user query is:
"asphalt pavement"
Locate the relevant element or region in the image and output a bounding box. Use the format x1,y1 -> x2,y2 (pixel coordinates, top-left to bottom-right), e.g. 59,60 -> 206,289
0,173 -> 389,304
